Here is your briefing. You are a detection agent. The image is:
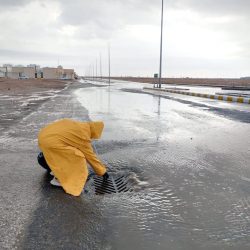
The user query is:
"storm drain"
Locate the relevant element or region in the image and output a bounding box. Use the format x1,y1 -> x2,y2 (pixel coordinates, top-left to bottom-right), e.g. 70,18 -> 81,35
93,175 -> 131,195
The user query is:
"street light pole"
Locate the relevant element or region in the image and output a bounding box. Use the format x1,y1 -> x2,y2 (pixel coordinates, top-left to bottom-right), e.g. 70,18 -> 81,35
96,59 -> 98,79
108,44 -> 111,86
158,0 -> 164,88
100,53 -> 102,80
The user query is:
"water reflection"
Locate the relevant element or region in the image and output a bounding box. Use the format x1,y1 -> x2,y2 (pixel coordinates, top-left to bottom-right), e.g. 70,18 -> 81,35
75,83 -> 171,143
156,95 -> 161,141
157,95 -> 161,116
74,80 -> 250,249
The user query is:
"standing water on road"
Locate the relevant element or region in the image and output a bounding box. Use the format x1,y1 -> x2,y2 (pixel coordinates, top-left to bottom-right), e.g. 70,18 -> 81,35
75,80 -> 250,250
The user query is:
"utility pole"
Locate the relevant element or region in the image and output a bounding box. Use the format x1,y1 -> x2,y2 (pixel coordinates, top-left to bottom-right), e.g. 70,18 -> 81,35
108,44 -> 111,86
100,53 -> 102,80
96,59 -> 98,79
89,65 -> 91,78
158,0 -> 164,88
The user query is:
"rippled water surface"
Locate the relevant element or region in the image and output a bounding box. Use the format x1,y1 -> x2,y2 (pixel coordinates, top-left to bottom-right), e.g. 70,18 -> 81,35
1,80 -> 249,249
75,81 -> 250,249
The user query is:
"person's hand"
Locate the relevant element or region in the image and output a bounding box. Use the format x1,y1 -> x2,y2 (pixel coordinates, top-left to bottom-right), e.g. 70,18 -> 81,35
103,172 -> 109,181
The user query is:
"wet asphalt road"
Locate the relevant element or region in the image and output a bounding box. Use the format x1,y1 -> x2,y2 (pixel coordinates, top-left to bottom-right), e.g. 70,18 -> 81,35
0,80 -> 250,250
156,84 -> 250,96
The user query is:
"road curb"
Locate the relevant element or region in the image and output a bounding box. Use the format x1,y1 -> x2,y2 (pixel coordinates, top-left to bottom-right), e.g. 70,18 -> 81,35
143,87 -> 250,105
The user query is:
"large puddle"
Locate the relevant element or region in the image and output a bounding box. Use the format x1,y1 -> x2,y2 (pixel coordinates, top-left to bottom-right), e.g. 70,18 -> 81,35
74,81 -> 250,249
1,80 -> 249,249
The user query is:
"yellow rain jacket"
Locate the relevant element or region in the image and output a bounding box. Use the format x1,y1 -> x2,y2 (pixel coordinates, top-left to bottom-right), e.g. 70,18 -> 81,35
38,119 -> 107,196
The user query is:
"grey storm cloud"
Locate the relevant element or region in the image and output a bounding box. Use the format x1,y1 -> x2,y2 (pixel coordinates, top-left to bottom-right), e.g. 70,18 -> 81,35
0,0 -> 249,77
1,0 -> 249,15
56,0 -> 159,33
56,0 -> 250,26
0,0 -> 48,12
170,0 -> 250,16
53,0 -> 250,40
1,0 -> 249,23
0,0 -> 33,10
49,0 -> 250,44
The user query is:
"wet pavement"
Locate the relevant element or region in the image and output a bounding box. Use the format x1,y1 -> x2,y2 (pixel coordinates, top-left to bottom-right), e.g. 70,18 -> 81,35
158,84 -> 250,97
0,89 -> 67,133
1,80 -> 250,250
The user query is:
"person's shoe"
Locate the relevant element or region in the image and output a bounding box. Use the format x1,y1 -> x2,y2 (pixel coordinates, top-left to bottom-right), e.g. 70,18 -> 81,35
50,171 -> 54,176
50,177 -> 61,187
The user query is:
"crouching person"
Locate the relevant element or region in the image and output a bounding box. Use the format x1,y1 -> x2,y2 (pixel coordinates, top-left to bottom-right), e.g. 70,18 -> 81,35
38,119 -> 109,196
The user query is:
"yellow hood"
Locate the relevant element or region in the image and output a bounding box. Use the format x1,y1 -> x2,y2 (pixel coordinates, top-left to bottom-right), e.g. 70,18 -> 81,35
89,121 -> 104,139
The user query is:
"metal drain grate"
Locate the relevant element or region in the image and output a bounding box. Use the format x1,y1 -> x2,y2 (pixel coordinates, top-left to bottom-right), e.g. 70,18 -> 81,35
93,175 -> 130,195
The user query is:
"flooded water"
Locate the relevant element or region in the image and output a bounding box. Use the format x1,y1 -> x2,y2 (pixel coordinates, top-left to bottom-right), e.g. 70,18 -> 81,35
1,80 -> 249,250
74,80 -> 250,249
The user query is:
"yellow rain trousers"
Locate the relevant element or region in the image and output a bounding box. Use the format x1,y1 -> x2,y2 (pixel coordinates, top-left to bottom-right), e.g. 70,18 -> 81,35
38,119 -> 107,196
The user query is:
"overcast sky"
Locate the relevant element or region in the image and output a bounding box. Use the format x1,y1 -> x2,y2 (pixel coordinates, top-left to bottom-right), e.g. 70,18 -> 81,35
0,0 -> 249,77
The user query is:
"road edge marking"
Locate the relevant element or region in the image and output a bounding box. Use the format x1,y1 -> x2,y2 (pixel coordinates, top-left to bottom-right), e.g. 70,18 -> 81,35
143,87 -> 250,105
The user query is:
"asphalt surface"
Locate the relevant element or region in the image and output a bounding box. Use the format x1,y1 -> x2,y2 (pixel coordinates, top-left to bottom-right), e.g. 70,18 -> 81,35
0,80 -> 250,250
157,84 -> 250,96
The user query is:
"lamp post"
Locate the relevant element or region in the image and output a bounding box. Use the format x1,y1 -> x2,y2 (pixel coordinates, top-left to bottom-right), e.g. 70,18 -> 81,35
158,0 -> 164,88
108,44 -> 111,86
100,53 -> 102,80
96,59 -> 98,79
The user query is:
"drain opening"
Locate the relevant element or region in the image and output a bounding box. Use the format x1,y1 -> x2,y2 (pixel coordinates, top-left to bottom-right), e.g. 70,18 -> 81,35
93,175 -> 131,195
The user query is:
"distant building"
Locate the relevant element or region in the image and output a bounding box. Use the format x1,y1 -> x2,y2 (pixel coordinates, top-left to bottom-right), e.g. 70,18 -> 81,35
62,68 -> 75,80
0,65 -> 35,79
0,67 -> 6,77
0,69 -> 5,78
3,64 -> 13,68
42,66 -> 75,80
6,67 -> 35,79
42,67 -> 64,79
0,64 -> 75,80
1,65 -> 12,75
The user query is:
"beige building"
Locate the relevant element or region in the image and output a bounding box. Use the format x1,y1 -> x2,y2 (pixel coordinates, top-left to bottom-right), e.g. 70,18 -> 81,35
0,64 -> 75,80
42,66 -> 75,80
9,67 -> 35,79
0,70 -> 5,78
0,67 -> 6,77
42,67 -> 64,79
0,66 -> 35,79
62,69 -> 75,80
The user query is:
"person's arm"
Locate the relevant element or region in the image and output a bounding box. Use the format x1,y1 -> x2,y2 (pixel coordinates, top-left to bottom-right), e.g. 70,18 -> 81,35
81,142 -> 107,176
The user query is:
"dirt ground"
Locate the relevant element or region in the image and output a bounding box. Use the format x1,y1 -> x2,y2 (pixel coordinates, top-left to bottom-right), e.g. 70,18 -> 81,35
0,78 -> 73,131
108,77 -> 250,87
0,78 -> 70,95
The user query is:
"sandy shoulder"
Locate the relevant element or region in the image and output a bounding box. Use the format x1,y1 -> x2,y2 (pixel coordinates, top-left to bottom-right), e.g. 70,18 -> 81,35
0,78 -> 71,95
